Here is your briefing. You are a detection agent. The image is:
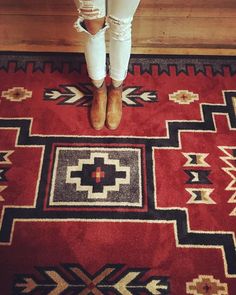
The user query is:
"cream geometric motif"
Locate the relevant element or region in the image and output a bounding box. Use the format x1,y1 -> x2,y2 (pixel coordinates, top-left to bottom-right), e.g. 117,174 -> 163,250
185,188 -> 215,204
186,275 -> 228,295
219,146 -> 236,216
0,151 -> 13,202
66,152 -> 130,199
190,172 -> 199,182
233,96 -> 236,115
230,207 -> 236,216
1,87 -> 32,102
169,90 -> 199,104
0,150 -> 14,164
0,185 -> 7,201
183,153 -> 210,167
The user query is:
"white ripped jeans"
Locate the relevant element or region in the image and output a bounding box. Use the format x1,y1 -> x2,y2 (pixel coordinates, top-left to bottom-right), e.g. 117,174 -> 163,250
74,0 -> 140,81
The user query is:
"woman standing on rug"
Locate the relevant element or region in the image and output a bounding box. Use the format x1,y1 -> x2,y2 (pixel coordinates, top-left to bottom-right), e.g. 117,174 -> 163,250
74,0 -> 140,130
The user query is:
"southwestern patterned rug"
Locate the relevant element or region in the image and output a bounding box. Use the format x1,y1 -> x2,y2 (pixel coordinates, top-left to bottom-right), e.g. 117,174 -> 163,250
0,52 -> 236,294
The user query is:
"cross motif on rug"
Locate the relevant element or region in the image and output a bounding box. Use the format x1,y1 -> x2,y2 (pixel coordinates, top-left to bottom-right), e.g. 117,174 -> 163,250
67,153 -> 130,199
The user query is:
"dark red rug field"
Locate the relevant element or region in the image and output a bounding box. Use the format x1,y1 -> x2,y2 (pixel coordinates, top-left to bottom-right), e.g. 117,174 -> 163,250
0,52 -> 236,294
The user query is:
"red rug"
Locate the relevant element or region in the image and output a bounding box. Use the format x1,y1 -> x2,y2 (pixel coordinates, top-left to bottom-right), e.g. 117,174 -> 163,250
0,52 -> 236,294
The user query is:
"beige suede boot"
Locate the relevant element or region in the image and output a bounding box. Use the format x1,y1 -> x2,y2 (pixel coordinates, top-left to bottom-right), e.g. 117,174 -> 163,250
90,82 -> 107,130
106,84 -> 123,130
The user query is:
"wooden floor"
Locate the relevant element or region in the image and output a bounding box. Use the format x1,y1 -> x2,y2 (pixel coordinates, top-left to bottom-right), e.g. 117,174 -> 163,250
1,0 -> 236,55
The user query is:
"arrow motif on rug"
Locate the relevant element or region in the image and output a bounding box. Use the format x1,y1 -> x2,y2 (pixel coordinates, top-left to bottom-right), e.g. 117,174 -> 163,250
44,271 -> 70,294
44,85 -> 158,107
44,84 -> 93,106
46,86 -> 87,104
14,264 -> 169,294
122,87 -> 157,106
113,272 -> 168,295
15,278 -> 38,293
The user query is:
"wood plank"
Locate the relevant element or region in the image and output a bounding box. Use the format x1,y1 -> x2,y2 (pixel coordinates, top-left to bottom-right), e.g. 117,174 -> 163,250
0,0 -> 236,17
0,0 -> 236,55
0,15 -> 236,55
1,43 -> 235,56
132,17 -> 236,47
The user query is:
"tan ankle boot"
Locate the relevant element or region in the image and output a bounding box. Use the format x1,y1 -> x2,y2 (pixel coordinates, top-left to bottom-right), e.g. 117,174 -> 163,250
106,84 -> 123,130
90,82 -> 107,130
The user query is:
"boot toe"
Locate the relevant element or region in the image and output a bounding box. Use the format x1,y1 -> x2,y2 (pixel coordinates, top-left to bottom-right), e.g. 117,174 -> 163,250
106,112 -> 121,130
91,119 -> 105,130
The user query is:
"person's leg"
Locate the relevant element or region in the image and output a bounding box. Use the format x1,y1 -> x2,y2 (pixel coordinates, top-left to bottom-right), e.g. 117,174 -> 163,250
74,0 -> 107,130
106,0 -> 140,130
107,0 -> 140,84
74,0 -> 107,84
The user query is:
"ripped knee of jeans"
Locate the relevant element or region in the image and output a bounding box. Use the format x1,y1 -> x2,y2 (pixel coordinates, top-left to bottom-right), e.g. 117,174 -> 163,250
74,0 -> 107,36
108,15 -> 133,41
74,17 -> 108,38
77,0 -> 105,20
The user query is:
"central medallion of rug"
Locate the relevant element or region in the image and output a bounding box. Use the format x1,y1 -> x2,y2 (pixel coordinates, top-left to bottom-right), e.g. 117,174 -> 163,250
50,147 -> 142,207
